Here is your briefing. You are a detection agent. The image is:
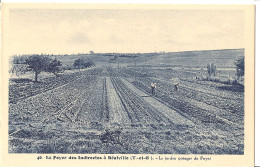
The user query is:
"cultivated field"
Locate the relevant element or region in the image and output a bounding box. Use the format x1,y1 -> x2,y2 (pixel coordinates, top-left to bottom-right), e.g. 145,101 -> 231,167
9,49 -> 244,154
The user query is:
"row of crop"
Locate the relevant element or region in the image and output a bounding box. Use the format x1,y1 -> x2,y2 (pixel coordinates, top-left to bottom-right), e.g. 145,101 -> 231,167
9,68 -> 102,104
100,77 -> 109,123
131,77 -> 240,125
175,78 -> 244,101
150,68 -> 244,100
165,69 -> 244,99
58,76 -> 100,123
75,77 -> 108,125
120,67 -> 244,115
9,74 -> 106,155
123,67 -> 244,101
111,77 -> 172,126
9,74 -> 99,130
148,77 -> 244,117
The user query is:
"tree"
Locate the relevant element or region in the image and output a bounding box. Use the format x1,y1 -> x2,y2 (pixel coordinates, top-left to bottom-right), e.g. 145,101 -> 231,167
73,59 -> 85,71
48,58 -> 63,76
207,63 -> 216,79
12,55 -> 28,64
84,61 -> 95,68
235,57 -> 244,82
26,55 -> 51,82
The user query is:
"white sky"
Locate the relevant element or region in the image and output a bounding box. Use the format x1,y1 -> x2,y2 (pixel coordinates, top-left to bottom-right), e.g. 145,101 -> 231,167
9,9 -> 244,54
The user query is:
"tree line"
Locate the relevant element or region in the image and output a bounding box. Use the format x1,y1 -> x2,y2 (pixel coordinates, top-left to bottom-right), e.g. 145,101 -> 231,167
12,55 -> 95,82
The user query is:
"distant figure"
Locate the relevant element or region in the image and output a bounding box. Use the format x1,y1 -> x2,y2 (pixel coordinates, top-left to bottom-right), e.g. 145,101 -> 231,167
151,83 -> 157,96
28,123 -> 35,128
174,83 -> 179,91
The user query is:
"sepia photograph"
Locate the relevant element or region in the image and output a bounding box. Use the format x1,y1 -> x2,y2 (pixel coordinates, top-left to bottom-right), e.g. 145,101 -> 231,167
1,3 -> 255,167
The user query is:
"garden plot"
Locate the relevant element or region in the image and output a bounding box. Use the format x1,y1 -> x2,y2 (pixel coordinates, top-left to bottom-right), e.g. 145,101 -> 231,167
9,65 -> 244,154
120,67 -> 244,125
9,68 -> 103,104
120,78 -> 194,126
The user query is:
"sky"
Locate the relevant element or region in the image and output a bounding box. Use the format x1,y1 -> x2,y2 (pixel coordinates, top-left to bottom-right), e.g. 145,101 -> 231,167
8,9 -> 244,54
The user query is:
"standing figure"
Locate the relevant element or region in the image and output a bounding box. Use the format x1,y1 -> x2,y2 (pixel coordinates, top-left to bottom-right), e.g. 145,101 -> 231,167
151,83 -> 157,96
174,82 -> 179,91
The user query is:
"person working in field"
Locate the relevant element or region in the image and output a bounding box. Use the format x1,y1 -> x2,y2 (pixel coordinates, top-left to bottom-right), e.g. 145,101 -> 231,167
174,82 -> 179,91
151,83 -> 157,96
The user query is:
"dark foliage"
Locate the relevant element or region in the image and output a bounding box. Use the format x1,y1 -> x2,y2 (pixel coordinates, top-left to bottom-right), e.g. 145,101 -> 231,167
47,58 -> 63,76
234,57 -> 244,81
73,59 -> 85,70
25,55 -> 51,82
207,63 -> 216,77
73,58 -> 95,70
25,55 -> 63,81
12,55 -> 28,64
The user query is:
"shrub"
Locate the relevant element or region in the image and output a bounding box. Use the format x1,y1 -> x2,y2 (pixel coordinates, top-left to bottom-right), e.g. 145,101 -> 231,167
234,57 -> 244,83
73,59 -> 85,70
207,63 -> 216,78
73,59 -> 95,71
47,58 -> 63,76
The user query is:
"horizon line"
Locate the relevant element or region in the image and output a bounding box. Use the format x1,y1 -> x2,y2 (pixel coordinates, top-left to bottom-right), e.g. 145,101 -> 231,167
13,48 -> 245,56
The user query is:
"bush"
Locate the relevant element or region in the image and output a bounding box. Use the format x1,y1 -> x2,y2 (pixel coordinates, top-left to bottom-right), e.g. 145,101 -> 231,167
47,58 -> 63,76
12,55 -> 28,64
73,59 -> 95,71
234,57 -> 244,83
207,63 -> 216,78
73,59 -> 85,70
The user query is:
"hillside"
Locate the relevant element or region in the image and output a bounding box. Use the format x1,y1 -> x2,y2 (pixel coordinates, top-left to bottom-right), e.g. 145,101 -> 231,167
55,49 -> 244,68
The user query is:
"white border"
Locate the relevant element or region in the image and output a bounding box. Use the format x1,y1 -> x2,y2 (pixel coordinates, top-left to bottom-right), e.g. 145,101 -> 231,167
255,1 -> 259,167
0,0 -> 258,166
0,0 -> 256,4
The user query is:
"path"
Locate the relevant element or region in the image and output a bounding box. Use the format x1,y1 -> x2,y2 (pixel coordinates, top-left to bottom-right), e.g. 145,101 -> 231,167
106,77 -> 131,126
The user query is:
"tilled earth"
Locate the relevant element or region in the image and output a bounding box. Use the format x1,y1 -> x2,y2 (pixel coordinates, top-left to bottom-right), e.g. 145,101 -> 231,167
9,67 -> 244,154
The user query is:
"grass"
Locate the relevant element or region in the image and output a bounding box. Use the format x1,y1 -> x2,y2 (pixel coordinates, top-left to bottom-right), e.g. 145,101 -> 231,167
9,121 -> 244,154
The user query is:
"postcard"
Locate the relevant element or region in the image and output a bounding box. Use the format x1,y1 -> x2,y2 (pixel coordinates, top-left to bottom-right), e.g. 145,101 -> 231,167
0,3 -> 255,167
